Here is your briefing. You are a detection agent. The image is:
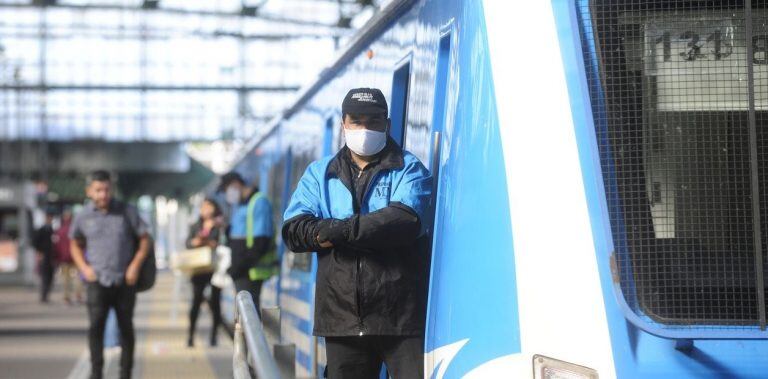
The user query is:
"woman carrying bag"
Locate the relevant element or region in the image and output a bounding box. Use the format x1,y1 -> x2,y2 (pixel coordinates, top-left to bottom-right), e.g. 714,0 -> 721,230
185,198 -> 231,347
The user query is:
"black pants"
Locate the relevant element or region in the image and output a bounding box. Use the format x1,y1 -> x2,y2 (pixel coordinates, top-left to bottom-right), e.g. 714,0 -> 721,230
324,335 -> 424,379
233,277 -> 263,315
189,273 -> 227,344
86,282 -> 137,379
38,260 -> 55,302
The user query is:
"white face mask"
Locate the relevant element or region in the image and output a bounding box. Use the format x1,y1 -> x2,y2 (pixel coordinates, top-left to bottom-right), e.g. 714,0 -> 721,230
225,186 -> 241,205
344,128 -> 387,157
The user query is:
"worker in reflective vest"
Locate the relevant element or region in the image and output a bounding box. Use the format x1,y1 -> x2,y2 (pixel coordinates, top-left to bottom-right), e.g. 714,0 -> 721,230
219,171 -> 276,313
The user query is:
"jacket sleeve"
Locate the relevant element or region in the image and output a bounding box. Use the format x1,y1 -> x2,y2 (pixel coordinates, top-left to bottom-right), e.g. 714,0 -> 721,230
281,163 -> 326,253
389,156 -> 433,236
344,157 -> 432,249
185,223 -> 199,249
282,214 -> 326,253
32,227 -> 44,252
321,158 -> 432,251
228,236 -> 271,278
344,202 -> 421,250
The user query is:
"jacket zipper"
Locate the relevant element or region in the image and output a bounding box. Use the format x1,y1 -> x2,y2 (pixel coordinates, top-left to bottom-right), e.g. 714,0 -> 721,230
356,256 -> 364,335
353,167 -> 364,335
353,165 -> 383,336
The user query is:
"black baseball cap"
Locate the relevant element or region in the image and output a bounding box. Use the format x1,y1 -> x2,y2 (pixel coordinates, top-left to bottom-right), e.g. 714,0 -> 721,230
342,88 -> 388,116
217,171 -> 246,192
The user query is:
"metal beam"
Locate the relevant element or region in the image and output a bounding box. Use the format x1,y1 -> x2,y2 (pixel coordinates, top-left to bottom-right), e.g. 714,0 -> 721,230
0,26 -> 348,41
0,84 -> 299,91
0,2 -> 350,30
0,141 -> 192,173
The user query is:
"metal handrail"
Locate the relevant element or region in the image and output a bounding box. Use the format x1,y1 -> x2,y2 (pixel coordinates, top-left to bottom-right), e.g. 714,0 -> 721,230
233,291 -> 281,379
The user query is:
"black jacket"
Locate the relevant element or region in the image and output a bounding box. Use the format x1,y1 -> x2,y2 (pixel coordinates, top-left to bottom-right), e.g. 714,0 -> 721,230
282,141 -> 431,336
34,224 -> 55,263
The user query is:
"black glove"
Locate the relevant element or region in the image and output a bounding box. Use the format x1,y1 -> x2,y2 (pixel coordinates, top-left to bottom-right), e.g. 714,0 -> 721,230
316,218 -> 350,246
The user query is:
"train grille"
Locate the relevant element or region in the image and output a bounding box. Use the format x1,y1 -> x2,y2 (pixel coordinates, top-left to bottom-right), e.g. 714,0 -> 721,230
580,0 -> 768,329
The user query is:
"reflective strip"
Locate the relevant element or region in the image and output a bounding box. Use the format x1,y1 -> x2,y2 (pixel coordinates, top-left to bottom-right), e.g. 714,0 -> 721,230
249,266 -> 278,281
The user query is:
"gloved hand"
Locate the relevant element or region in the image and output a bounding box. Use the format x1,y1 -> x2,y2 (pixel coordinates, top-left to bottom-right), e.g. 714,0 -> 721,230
316,218 -> 350,246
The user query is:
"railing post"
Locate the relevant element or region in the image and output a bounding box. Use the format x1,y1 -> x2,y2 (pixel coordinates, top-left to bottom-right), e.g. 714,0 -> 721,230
274,343 -> 296,379
261,306 -> 281,348
232,291 -> 281,379
233,321 -> 251,379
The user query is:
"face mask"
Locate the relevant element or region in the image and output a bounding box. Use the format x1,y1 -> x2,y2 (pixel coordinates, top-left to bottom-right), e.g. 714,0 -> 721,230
225,186 -> 241,205
344,128 -> 387,157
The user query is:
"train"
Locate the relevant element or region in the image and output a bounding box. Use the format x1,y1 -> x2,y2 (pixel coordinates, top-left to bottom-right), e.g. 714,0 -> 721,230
222,0 -> 768,377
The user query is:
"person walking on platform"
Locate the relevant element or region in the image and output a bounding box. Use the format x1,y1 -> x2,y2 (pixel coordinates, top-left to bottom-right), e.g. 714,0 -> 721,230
69,170 -> 150,379
33,208 -> 57,303
219,171 -> 276,314
185,198 -> 230,347
282,88 -> 433,378
54,207 -> 83,304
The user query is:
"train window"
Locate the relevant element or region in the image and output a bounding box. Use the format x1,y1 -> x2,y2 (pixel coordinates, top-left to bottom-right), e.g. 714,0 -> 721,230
390,58 -> 411,147
581,1 -> 768,328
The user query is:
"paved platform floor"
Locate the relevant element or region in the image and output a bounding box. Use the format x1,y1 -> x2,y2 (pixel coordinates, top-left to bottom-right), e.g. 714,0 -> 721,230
0,271 -> 233,379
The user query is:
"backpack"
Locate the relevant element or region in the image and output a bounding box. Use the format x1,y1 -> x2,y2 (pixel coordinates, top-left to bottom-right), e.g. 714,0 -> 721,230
135,238 -> 156,292
123,206 -> 156,292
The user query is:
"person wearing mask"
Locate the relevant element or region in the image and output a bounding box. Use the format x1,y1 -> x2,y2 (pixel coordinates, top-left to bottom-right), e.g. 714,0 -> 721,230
219,172 -> 275,314
33,208 -> 57,303
70,170 -> 150,379
282,88 -> 432,378
185,198 -> 229,347
54,207 -> 83,304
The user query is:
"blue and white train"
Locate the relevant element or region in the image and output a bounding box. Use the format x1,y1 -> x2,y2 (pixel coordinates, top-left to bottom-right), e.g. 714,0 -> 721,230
225,0 -> 768,377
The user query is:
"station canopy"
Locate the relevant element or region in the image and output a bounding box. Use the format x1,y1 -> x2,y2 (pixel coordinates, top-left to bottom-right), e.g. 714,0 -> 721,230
0,0 -> 382,142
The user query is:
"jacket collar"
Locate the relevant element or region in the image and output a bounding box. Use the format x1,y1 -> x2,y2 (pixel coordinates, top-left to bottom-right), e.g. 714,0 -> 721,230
326,137 -> 405,180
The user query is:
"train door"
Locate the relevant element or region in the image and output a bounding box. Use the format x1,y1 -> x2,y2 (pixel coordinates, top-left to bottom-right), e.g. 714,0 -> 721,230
278,146 -> 321,378
425,30 -> 455,375
310,115 -> 337,377
259,152 -> 288,310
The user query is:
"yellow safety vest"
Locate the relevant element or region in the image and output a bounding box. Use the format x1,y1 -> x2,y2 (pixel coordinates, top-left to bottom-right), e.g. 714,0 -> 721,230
246,192 -> 279,281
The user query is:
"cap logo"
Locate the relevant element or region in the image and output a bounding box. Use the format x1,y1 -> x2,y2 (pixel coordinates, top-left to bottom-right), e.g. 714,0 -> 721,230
351,92 -> 377,103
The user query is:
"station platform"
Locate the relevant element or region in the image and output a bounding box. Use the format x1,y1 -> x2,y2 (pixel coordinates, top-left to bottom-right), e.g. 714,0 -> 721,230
0,272 -> 233,379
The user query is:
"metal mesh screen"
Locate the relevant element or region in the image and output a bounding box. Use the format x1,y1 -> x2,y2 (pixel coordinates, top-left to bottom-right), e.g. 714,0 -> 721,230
579,0 -> 768,328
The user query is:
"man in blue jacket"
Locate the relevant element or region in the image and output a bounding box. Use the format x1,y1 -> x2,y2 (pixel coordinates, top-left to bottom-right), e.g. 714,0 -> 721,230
282,88 -> 432,378
219,172 -> 275,313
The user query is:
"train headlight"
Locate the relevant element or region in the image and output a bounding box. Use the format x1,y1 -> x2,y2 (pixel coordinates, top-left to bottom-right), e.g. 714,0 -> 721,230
533,355 -> 599,379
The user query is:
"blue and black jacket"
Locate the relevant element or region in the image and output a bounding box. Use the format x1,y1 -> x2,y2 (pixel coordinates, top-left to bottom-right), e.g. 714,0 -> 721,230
282,138 -> 432,336
228,192 -> 273,281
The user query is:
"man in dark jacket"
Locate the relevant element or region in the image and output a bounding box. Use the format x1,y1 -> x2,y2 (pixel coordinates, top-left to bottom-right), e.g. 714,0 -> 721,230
33,209 -> 57,303
282,88 -> 432,378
